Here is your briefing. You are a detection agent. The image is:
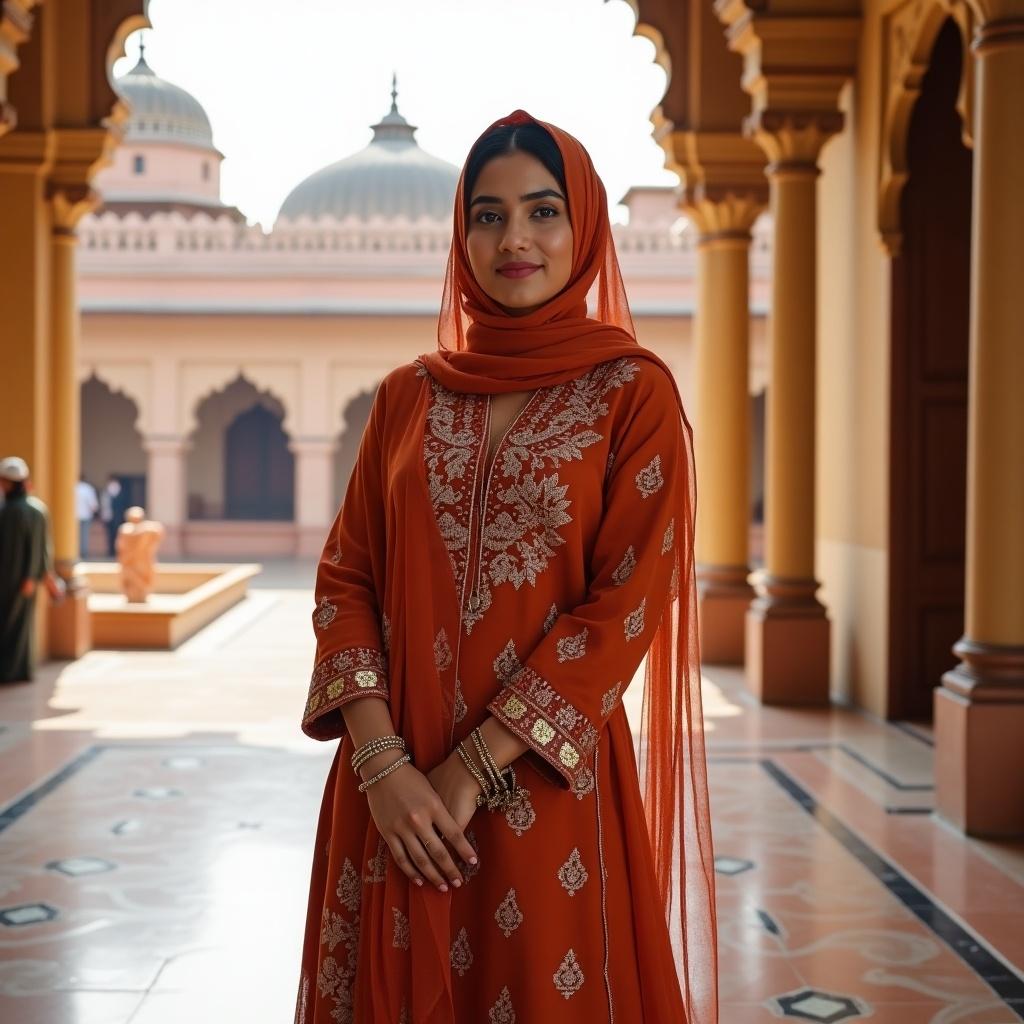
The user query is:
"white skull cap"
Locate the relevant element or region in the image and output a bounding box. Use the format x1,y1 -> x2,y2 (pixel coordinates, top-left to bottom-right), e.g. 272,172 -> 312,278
0,456 -> 30,482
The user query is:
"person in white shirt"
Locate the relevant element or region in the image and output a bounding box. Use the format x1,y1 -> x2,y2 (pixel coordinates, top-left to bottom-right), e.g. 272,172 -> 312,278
75,475 -> 99,559
99,475 -> 123,557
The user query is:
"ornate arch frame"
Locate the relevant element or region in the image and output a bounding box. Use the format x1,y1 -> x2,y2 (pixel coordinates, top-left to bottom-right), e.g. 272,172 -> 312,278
878,0 -> 975,255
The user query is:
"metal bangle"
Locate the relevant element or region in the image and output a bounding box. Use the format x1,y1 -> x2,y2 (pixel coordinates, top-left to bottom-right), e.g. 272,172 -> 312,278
471,727 -> 508,796
456,741 -> 491,806
351,734 -> 406,773
357,752 -> 411,792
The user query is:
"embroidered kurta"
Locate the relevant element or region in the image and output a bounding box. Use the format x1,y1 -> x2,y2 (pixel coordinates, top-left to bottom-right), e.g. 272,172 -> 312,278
295,353 -> 689,1023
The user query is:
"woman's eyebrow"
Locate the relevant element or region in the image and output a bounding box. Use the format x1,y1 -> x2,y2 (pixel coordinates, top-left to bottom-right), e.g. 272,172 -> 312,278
469,188 -> 566,208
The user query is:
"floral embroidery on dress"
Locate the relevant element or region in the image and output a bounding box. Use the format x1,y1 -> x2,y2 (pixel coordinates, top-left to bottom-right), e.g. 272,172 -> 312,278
504,789 -> 537,836
304,647 -> 389,735
453,678 -> 467,723
556,627 -> 589,662
364,835 -> 387,884
635,453 -> 665,498
493,639 -> 522,684
489,666 -> 596,785
421,358 -> 641,636
542,603 -> 558,634
391,907 -> 410,950
553,948 -> 585,999
624,597 -> 646,641
571,764 -> 596,800
600,682 -> 622,718
489,986 -> 516,1024
557,847 -> 589,896
329,545 -> 342,564
611,545 -> 636,585
669,558 -> 681,601
317,862 -> 361,1023
314,597 -> 337,630
450,926 -> 473,977
335,858 -> 361,913
661,517 -> 675,554
495,887 -> 523,937
434,627 -> 453,671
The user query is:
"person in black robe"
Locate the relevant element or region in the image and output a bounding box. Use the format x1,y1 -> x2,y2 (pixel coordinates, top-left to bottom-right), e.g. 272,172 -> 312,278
0,457 -> 63,682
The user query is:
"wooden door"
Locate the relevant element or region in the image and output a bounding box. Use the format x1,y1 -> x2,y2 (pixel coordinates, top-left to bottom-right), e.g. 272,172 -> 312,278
888,17 -> 971,720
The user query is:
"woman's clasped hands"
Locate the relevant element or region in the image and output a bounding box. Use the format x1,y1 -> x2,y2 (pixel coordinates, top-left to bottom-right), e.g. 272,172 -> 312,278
360,746 -> 483,893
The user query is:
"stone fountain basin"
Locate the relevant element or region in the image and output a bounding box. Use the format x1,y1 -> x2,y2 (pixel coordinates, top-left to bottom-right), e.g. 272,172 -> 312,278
82,563 -> 261,649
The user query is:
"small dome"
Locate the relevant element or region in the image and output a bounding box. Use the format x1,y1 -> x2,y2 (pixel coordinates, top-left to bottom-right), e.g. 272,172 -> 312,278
276,77 -> 459,224
116,42 -> 215,150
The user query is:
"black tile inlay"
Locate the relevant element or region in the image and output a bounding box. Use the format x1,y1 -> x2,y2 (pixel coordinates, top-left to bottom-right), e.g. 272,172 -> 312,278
757,908 -> 781,936
838,744 -> 933,791
776,988 -> 864,1022
761,759 -> 1024,1018
0,746 -> 102,835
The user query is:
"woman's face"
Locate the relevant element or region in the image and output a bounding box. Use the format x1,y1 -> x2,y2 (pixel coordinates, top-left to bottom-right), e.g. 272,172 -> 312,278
465,150 -> 573,316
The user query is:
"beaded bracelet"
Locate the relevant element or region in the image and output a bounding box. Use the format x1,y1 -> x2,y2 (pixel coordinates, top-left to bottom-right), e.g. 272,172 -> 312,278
357,752 -> 412,792
471,728 -> 507,795
351,734 -> 406,774
467,728 -> 524,811
456,741 -> 492,807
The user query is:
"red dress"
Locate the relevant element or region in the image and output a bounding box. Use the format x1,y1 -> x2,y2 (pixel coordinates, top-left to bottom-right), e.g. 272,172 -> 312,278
295,353 -> 689,1023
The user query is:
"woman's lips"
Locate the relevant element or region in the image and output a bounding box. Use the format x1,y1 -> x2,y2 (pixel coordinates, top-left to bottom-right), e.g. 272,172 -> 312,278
497,264 -> 541,279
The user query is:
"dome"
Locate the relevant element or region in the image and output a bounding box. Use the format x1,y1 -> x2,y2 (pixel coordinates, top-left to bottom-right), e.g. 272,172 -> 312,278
116,41 -> 215,150
276,78 -> 459,224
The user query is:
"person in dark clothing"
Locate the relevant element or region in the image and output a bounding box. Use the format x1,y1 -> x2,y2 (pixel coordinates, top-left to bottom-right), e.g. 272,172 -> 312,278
0,456 -> 64,682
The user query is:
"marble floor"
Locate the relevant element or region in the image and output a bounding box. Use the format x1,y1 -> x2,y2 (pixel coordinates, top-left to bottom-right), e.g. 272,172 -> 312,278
0,560 -> 1022,1023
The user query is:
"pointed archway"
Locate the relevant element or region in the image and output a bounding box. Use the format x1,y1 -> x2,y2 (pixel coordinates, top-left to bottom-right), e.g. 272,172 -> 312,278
888,16 -> 971,721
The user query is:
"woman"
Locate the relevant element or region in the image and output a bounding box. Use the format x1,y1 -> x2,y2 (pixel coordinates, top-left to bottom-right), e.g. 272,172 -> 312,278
295,110 -> 717,1024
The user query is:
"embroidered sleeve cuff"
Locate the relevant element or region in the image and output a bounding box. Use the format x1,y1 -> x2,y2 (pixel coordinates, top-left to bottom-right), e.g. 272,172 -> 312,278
485,666 -> 598,789
301,647 -> 389,741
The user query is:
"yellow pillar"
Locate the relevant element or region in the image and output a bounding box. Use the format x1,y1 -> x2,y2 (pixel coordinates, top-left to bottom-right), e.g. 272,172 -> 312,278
688,197 -> 765,663
743,118 -> 840,705
935,3 -> 1024,836
47,183 -> 98,659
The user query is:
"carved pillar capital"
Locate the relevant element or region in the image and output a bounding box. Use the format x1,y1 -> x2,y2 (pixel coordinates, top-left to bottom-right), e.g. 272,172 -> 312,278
664,129 -> 769,238
744,108 -> 846,171
713,0 -> 860,167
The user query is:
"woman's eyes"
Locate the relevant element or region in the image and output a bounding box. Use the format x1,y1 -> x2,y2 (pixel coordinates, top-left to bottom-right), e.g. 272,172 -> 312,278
475,205 -> 559,224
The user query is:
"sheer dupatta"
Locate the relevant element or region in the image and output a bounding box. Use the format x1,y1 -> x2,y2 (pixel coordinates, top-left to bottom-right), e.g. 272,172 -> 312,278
418,108 -> 718,1023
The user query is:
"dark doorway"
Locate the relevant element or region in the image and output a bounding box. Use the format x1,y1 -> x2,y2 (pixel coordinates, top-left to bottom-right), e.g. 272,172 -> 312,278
224,404 -> 294,520
888,16 -> 971,721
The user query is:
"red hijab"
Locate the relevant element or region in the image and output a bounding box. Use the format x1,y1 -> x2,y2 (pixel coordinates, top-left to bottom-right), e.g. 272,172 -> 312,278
419,109 -> 718,1023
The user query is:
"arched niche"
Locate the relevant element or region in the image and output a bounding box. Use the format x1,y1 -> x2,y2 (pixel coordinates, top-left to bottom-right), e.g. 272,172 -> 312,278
878,0 -> 975,255
180,361 -> 299,439
333,386 -> 379,512
186,374 -> 294,521
80,371 -> 147,501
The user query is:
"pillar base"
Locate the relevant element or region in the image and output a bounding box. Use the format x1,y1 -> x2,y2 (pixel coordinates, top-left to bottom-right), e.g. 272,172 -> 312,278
48,567 -> 92,660
697,563 -> 754,665
934,639 -> 1024,837
745,573 -> 830,705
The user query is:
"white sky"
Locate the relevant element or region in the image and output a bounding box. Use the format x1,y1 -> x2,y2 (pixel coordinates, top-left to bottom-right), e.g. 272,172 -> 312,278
111,0 -> 676,230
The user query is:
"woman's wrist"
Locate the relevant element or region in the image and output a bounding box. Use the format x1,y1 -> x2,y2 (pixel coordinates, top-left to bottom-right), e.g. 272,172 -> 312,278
357,747 -> 408,781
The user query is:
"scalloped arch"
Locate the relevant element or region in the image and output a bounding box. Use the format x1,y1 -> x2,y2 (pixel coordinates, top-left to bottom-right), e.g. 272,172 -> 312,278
878,0 -> 974,255
80,362 -> 150,435
616,0 -> 676,162
181,363 -> 299,439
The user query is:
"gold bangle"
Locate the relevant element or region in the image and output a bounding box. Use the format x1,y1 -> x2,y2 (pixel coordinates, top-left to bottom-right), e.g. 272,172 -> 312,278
471,727 -> 507,795
351,734 -> 406,773
357,752 -> 411,792
456,742 -> 491,807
